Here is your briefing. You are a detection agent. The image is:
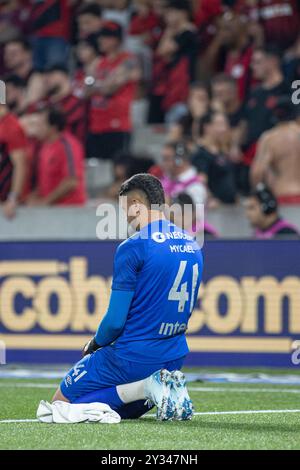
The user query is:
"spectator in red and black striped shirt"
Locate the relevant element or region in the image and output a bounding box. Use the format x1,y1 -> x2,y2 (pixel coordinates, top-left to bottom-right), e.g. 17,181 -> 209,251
44,64 -> 87,146
26,107 -> 86,206
73,34 -> 101,98
0,104 -> 27,218
85,21 -> 141,160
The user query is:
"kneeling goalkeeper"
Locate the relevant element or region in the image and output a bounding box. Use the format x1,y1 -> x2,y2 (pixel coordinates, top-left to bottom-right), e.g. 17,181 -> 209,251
52,174 -> 203,420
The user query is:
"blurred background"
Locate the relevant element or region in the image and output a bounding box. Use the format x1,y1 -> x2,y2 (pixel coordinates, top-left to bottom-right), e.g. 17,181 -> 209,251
0,0 -> 300,370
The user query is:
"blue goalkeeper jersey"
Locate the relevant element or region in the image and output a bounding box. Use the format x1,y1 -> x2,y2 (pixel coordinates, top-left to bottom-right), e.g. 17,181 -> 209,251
111,219 -> 203,363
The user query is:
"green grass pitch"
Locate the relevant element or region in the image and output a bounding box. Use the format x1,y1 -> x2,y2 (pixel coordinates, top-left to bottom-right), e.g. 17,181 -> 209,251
1,369 -> 300,450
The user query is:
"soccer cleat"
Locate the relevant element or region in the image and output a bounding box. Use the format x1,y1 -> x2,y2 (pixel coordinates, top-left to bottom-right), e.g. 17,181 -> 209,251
170,370 -> 194,420
144,369 -> 176,421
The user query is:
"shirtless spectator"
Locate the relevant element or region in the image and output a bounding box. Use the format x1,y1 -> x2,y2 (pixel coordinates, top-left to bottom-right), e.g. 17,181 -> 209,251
251,98 -> 300,205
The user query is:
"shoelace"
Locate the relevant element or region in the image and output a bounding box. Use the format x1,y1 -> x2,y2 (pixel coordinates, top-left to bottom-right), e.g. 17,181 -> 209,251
144,398 -> 154,408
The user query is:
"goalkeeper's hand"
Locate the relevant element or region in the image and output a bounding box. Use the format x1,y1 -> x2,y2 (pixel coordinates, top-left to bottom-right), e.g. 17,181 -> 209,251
82,337 -> 101,357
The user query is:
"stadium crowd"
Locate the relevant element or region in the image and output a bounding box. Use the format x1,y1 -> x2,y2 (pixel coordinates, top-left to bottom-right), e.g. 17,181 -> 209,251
0,0 -> 300,237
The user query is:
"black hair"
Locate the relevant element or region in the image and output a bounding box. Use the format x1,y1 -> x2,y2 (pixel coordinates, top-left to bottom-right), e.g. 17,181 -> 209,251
77,33 -> 100,55
5,36 -> 32,51
190,80 -> 210,98
171,192 -> 196,225
119,173 -> 165,206
78,3 -> 102,18
129,156 -> 155,176
173,192 -> 194,208
167,0 -> 192,17
99,21 -> 123,41
5,74 -> 27,88
38,107 -> 66,132
114,153 -> 155,180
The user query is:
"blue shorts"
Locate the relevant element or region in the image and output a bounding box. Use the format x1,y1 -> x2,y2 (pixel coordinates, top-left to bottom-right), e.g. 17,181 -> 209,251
60,345 -> 185,403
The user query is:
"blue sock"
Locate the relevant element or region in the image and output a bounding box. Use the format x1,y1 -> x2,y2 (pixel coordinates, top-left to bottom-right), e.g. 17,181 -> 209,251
73,386 -> 124,411
116,400 -> 154,420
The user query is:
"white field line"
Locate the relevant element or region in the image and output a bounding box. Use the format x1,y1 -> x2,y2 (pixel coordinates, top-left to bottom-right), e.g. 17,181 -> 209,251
2,409 -> 300,424
0,419 -> 39,423
193,409 -> 300,416
1,382 -> 300,394
189,386 -> 300,394
0,382 -> 57,388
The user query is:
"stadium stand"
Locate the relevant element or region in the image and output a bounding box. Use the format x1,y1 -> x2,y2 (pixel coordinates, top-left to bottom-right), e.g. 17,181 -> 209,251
0,0 -> 299,236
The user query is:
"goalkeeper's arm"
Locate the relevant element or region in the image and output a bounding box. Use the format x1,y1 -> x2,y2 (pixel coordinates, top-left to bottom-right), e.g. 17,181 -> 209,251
83,290 -> 134,356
